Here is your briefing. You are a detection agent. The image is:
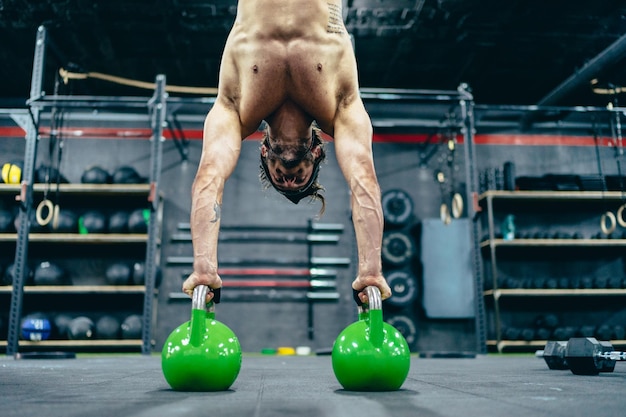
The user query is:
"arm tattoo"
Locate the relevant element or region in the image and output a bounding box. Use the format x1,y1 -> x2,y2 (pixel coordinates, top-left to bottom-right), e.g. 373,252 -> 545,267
327,3 -> 345,34
210,202 -> 221,223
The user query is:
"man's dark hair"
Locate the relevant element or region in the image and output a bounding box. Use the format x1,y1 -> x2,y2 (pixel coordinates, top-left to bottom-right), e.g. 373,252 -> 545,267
259,126 -> 327,214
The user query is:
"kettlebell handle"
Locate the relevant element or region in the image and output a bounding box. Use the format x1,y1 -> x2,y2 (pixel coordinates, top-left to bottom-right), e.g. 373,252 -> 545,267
357,286 -> 382,314
192,285 -> 216,313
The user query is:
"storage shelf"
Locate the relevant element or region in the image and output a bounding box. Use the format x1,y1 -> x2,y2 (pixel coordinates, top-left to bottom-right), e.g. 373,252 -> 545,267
480,238 -> 626,249
0,285 -> 147,294
479,190 -> 626,202
0,340 -> 142,348
484,289 -> 626,299
0,233 -> 149,243
0,183 -> 151,195
478,188 -> 626,353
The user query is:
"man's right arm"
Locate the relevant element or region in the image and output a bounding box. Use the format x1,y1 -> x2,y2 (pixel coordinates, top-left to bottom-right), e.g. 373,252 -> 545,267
182,101 -> 243,299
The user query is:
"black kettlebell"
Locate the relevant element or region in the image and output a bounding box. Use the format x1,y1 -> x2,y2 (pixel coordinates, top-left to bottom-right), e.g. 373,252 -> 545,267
108,211 -> 130,234
78,210 -> 107,234
33,261 -> 68,286
81,166 -> 111,184
105,262 -> 131,285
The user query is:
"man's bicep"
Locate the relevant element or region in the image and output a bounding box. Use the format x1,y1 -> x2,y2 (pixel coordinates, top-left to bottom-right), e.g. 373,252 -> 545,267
333,105 -> 375,183
199,104 -> 244,182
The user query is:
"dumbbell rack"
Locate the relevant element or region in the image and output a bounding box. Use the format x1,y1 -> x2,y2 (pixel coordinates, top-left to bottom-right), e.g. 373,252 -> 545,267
1,26 -> 165,356
479,190 -> 626,352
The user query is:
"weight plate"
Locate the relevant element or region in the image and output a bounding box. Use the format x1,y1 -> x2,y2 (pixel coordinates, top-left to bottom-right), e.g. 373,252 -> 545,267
382,230 -> 415,266
386,270 -> 418,308
382,189 -> 414,227
385,313 -> 418,347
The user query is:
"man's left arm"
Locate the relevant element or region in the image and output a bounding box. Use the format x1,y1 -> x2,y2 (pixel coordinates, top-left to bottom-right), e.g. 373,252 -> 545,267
333,99 -> 392,302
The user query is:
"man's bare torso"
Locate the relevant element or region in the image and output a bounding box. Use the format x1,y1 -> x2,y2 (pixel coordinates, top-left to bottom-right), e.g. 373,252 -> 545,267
218,0 -> 359,138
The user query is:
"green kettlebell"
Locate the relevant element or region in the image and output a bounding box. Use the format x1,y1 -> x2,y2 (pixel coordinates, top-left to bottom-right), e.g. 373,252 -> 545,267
332,286 -> 410,391
161,285 -> 242,391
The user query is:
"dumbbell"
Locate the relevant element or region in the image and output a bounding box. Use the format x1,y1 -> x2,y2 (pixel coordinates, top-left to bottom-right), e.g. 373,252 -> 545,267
542,337 -> 624,375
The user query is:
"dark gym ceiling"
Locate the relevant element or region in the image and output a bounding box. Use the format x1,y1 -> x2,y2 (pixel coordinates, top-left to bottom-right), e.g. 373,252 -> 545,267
1,0 -> 626,108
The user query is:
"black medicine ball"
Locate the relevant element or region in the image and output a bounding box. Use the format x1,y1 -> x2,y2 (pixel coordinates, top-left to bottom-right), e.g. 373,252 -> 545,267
95,315 -> 121,340
53,313 -> 73,339
52,209 -> 78,233
0,209 -> 14,232
131,262 -> 163,288
35,165 -> 70,184
105,262 -> 131,285
3,263 -> 32,286
33,261 -> 67,286
128,209 -> 149,233
81,166 -> 111,184
108,211 -> 130,233
14,210 -> 47,233
78,210 -> 107,234
67,316 -> 95,340
121,314 -> 142,339
112,166 -> 145,184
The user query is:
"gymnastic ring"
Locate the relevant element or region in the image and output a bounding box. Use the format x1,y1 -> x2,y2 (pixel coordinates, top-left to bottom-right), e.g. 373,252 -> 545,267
451,193 -> 464,219
36,199 -> 54,226
440,203 -> 451,225
600,211 -> 617,235
617,204 -> 626,228
51,204 -> 60,230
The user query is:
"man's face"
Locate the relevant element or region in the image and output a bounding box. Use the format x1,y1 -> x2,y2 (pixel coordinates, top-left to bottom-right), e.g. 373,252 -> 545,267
260,143 -> 321,192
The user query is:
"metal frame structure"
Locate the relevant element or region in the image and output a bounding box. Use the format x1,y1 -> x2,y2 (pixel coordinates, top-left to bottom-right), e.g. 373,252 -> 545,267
357,84 -> 487,354
5,26 -> 165,356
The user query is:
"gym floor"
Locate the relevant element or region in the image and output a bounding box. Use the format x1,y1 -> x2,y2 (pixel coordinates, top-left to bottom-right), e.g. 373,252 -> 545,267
0,353 -> 623,417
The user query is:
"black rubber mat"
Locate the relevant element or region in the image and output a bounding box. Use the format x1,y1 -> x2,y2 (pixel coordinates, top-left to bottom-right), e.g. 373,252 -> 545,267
1,354 -> 624,417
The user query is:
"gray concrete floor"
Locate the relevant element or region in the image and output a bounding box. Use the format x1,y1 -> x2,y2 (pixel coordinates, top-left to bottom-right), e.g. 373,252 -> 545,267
0,354 -> 624,417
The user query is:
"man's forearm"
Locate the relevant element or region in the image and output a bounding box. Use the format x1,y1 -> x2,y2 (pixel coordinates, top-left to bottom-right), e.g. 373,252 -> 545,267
190,173 -> 224,276
350,175 -> 384,277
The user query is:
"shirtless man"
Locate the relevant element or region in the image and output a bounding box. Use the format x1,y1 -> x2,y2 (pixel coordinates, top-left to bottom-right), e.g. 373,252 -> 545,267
182,0 -> 392,305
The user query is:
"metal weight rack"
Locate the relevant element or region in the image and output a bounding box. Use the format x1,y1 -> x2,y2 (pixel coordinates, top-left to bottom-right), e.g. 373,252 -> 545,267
5,26 -> 166,356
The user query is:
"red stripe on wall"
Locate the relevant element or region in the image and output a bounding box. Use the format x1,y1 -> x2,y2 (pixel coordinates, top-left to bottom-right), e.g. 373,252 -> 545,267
0,126 -> 616,146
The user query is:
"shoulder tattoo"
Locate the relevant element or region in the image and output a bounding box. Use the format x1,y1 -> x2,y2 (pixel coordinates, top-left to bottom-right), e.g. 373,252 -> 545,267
327,3 -> 345,34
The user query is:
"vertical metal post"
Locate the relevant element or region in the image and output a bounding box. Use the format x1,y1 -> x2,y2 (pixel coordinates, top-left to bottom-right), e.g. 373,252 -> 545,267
6,26 -> 46,356
307,218 -> 314,340
459,84 -> 487,355
141,74 -> 166,355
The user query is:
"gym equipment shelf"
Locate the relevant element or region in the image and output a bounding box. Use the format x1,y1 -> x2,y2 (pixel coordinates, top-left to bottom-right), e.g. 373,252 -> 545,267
478,190 -> 626,352
485,289 -> 626,298
0,340 -> 143,349
0,286 -> 150,294
481,239 -> 626,248
2,26 -> 166,356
